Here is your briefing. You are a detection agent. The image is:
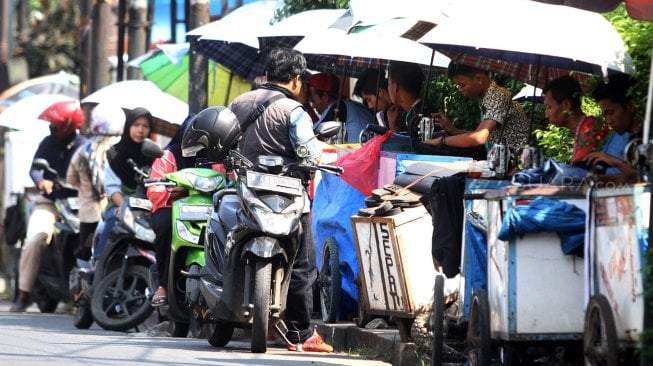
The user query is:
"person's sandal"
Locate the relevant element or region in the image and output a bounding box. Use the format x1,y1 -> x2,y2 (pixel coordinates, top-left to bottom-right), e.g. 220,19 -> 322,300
287,329 -> 333,353
151,288 -> 168,307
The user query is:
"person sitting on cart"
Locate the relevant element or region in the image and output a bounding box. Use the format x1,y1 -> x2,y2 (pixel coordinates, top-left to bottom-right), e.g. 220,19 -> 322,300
583,74 -> 642,175
424,62 -> 530,164
353,68 -> 406,133
542,75 -> 610,162
308,72 -> 375,143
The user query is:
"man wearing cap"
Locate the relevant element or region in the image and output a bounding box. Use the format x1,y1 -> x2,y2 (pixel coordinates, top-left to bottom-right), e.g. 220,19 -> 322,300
308,72 -> 374,144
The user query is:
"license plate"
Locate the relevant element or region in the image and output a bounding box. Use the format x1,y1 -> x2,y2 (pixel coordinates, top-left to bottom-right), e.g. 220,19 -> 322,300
179,204 -> 212,220
246,171 -> 303,196
129,197 -> 152,211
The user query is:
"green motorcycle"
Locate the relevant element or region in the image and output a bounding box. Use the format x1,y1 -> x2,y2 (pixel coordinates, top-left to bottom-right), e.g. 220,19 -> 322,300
145,153 -> 228,338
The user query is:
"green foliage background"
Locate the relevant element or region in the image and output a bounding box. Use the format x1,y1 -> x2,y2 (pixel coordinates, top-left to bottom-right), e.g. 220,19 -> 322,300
17,0 -> 80,77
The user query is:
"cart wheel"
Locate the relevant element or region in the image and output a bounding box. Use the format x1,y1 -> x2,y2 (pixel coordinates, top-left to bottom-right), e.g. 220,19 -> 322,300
584,295 -> 618,366
318,237 -> 341,323
432,274 -> 445,366
466,289 -> 491,366
354,274 -> 373,327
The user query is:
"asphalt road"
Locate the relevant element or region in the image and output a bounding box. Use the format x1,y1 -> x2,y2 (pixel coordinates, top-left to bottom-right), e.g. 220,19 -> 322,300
0,297 -> 390,366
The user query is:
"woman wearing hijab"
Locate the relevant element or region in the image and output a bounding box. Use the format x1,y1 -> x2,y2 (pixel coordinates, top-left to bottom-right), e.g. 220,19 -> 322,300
146,114 -> 195,307
94,107 -> 154,264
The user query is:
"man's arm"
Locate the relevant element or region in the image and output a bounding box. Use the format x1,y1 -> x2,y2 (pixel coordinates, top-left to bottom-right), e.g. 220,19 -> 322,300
289,107 -> 321,160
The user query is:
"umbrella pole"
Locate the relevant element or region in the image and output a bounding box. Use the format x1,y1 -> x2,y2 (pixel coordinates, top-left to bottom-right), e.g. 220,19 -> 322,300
527,58 -> 542,145
418,49 -> 437,118
643,51 -> 653,145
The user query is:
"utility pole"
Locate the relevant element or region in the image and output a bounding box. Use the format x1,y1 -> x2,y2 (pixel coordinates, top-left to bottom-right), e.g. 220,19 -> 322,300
188,0 -> 210,114
0,0 -> 11,92
126,0 -> 149,80
79,0 -> 93,100
90,0 -> 112,94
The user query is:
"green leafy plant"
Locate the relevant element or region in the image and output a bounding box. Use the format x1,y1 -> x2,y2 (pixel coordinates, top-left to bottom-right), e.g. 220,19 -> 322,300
533,125 -> 574,163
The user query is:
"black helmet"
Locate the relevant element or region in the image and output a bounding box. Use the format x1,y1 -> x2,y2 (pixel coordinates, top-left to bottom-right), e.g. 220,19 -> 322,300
181,106 -> 241,162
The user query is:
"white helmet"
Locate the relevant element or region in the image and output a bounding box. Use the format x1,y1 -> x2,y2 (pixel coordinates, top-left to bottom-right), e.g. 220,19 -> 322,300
90,103 -> 125,136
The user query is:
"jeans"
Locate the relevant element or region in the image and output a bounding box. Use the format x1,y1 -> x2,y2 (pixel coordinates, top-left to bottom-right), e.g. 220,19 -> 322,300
285,213 -> 317,343
94,206 -> 118,262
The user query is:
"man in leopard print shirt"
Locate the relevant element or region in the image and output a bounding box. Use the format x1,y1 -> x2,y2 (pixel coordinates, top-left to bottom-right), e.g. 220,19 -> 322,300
426,62 -> 529,155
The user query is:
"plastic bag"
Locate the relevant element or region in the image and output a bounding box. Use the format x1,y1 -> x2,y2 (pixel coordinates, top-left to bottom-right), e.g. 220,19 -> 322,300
334,130 -> 392,196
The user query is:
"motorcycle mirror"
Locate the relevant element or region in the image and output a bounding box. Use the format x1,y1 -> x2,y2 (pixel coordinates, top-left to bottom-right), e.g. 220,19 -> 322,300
314,121 -> 342,139
32,158 -> 50,170
141,138 -> 164,159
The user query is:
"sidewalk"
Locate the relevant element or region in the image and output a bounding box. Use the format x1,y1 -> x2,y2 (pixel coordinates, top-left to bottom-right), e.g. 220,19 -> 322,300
0,275 -> 426,365
315,320 -> 426,366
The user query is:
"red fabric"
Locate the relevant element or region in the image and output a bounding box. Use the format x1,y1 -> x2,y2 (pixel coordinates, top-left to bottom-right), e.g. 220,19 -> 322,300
147,150 -> 178,213
309,73 -> 341,96
572,116 -> 609,162
333,131 -> 392,196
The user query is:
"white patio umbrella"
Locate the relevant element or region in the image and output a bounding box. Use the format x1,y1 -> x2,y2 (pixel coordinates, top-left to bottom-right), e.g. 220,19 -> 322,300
295,17 -> 450,77
256,8 -> 350,53
0,93 -> 75,132
417,0 -> 635,88
82,80 -> 188,136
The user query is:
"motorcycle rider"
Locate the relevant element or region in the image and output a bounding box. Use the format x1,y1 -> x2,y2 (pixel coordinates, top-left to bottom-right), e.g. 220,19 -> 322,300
66,103 -> 125,260
10,100 -> 87,312
147,114 -> 196,307
94,107 -> 153,265
228,47 -> 333,352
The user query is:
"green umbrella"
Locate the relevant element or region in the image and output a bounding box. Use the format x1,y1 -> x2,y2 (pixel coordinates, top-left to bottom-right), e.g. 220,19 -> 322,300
137,43 -> 190,102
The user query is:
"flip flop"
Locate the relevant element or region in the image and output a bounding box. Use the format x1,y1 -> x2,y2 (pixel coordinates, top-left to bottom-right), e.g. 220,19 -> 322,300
151,293 -> 168,307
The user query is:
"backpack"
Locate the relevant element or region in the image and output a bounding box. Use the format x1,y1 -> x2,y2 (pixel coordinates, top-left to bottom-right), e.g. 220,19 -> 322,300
4,203 -> 26,246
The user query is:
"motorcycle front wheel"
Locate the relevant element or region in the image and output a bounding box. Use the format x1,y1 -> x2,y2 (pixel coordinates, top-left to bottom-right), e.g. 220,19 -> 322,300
91,265 -> 154,331
73,304 -> 94,329
251,261 -> 272,353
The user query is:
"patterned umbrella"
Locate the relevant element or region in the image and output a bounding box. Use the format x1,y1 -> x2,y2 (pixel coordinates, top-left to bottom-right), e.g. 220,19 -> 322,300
417,0 -> 635,88
188,0 -> 282,82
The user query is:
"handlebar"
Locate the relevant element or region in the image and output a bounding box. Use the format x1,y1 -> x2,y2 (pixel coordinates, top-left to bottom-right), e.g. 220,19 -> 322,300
143,178 -> 175,187
127,158 -> 151,180
316,163 -> 344,175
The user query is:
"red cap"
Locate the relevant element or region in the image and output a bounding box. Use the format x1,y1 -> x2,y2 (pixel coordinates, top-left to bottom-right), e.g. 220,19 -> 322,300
309,73 -> 340,97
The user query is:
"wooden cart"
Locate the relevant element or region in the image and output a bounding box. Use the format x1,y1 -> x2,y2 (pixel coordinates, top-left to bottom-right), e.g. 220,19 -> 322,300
351,206 -> 436,342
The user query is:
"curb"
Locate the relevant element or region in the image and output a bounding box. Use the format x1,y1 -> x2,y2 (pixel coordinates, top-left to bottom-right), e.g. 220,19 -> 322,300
316,322 -> 423,366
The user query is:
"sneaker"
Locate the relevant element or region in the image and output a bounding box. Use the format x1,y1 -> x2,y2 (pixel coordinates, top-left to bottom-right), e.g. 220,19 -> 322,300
287,329 -> 333,353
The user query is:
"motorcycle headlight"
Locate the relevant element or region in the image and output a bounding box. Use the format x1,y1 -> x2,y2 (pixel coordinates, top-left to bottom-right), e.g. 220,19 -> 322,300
176,219 -> 199,243
120,206 -> 156,242
188,173 -> 223,193
240,183 -> 302,236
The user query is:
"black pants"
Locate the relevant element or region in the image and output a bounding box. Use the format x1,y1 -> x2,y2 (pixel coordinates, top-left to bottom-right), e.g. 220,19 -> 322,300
150,207 -> 172,290
78,222 -> 98,261
428,173 -> 466,278
285,212 -> 317,343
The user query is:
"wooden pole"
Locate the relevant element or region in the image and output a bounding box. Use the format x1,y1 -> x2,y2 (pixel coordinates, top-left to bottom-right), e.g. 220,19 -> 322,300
90,0 -> 112,93
187,0 -> 210,114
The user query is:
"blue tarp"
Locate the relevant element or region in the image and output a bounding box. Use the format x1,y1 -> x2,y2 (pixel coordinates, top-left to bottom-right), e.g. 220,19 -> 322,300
312,172 -> 366,318
498,196 -> 586,255
512,158 -> 588,186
